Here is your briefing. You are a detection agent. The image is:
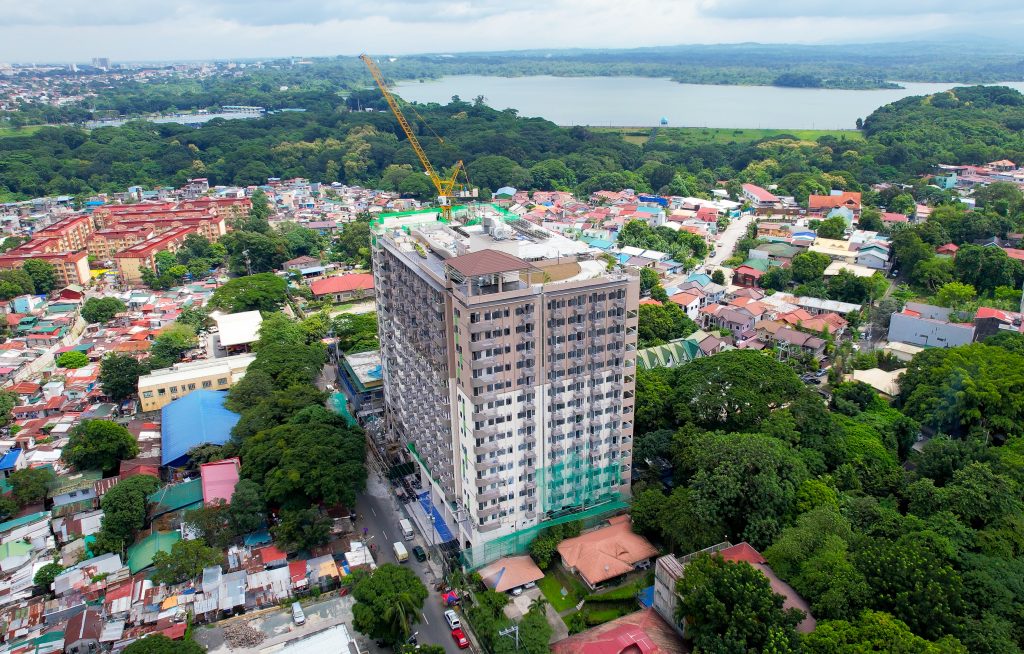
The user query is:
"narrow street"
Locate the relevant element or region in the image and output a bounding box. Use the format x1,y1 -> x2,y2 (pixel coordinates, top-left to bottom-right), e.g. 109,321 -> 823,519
706,212 -> 753,271
355,472 -> 467,653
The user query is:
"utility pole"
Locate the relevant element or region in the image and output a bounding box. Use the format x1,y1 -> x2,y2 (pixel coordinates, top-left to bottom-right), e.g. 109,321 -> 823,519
499,624 -> 520,650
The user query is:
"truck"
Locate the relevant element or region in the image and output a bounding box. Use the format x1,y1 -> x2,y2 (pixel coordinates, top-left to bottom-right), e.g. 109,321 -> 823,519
393,541 -> 409,563
399,519 -> 414,541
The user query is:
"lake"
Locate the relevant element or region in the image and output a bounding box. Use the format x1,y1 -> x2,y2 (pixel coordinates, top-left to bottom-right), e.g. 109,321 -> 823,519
391,76 -> 1024,130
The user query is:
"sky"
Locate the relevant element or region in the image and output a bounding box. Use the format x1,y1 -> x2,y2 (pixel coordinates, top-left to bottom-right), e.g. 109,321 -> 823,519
1,0 -> 1022,62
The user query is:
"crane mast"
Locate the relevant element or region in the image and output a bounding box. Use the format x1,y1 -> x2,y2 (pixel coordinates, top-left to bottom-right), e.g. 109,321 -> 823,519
360,54 -> 464,222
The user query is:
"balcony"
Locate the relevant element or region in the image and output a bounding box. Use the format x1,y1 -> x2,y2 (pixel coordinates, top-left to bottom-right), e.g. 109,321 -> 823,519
478,488 -> 500,502
476,473 -> 500,487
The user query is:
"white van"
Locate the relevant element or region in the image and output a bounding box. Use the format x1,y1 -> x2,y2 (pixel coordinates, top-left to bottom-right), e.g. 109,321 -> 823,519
393,541 -> 409,563
399,519 -> 414,541
445,609 -> 461,630
291,602 -> 305,626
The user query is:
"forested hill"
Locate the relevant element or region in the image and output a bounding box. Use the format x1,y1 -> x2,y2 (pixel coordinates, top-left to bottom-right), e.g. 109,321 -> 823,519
2,85 -> 1024,203
862,85 -> 1024,172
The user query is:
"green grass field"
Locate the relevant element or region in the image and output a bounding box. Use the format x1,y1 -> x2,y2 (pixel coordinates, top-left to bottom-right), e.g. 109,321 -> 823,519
537,569 -> 588,612
592,126 -> 864,146
0,125 -> 44,138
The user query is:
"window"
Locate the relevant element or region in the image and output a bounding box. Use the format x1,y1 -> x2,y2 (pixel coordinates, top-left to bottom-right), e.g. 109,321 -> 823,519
157,388 -> 166,396
202,380 -> 213,388
187,383 -> 197,391
169,386 -> 178,393
142,391 -> 153,398
217,377 -> 228,385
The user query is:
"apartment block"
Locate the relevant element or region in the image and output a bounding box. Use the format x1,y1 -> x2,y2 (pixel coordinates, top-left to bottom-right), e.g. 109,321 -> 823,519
373,208 -> 639,559
34,214 -> 95,252
0,250 -> 90,286
87,227 -> 156,260
137,354 -> 255,411
114,226 -> 197,283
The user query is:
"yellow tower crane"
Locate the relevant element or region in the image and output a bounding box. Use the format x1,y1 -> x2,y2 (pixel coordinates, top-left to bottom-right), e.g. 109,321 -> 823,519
360,54 -> 468,222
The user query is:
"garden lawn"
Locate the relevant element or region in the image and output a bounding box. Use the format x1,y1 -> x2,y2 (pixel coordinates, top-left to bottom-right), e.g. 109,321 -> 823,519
537,569 -> 588,612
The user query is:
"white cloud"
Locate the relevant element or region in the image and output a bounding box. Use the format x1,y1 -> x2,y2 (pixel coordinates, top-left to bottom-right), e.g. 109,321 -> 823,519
0,0 -> 1018,61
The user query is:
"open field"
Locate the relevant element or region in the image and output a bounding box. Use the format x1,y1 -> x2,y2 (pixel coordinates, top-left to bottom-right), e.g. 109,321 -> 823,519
0,125 -> 45,138
591,126 -> 865,146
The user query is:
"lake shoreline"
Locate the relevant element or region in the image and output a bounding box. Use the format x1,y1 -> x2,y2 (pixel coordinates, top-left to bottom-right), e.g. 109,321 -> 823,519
392,76 -> 1024,130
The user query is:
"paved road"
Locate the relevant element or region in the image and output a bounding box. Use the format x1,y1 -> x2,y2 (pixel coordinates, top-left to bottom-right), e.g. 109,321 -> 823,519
356,473 -> 466,653
707,213 -> 753,269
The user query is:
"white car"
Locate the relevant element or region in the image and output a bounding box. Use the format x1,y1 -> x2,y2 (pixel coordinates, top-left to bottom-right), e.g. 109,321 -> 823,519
445,609 -> 461,630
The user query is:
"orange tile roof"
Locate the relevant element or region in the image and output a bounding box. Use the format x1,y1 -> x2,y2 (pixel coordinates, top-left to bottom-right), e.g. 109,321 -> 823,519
556,516 -> 658,587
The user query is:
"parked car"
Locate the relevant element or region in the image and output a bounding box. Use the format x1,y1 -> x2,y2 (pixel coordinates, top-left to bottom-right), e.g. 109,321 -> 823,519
412,545 -> 427,562
451,628 -> 470,649
445,609 -> 461,630
291,602 -> 305,626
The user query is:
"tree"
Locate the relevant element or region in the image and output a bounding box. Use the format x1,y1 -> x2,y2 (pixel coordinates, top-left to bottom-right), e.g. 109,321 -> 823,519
802,611 -> 967,654
22,259 -> 57,293
934,282 -> 976,310
791,251 -> 832,283
271,507 -> 332,551
892,230 -> 934,279
240,410 -> 366,510
123,634 -> 205,654
952,245 -> 1023,295
761,266 -> 793,291
816,216 -> 848,239
677,554 -> 803,653
184,503 -> 233,549
467,155 -> 531,191
33,562 -> 64,592
62,420 -> 139,474
332,313 -> 379,353
0,391 -> 16,429
93,475 -> 160,555
911,257 -> 954,293
99,354 -> 147,402
639,267 -> 660,295
853,534 -> 964,639
672,350 -> 805,432
493,604 -> 552,654
81,297 -> 126,324
711,269 -> 726,285
248,189 -> 271,222
890,193 -> 916,215
858,207 -> 885,232
174,305 -> 209,332
676,431 -> 809,548
352,565 -> 429,647
226,479 -> 266,535
637,302 -> 697,348
208,273 -> 288,313
56,350 -> 89,369
151,538 -> 222,585
9,466 -> 54,507
149,323 -> 197,367
0,269 -> 35,298
899,343 -> 1024,438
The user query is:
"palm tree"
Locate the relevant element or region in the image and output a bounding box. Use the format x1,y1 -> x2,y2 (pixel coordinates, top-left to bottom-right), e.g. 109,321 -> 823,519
382,591 -> 421,646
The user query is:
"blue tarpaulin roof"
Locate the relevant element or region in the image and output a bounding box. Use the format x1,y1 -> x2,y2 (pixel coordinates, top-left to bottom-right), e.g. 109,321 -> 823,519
160,391 -> 240,467
0,448 -> 22,471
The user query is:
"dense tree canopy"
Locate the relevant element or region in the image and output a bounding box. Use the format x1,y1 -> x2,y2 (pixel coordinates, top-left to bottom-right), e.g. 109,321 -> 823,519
352,564 -> 429,647
208,272 -> 288,313
62,420 -> 139,474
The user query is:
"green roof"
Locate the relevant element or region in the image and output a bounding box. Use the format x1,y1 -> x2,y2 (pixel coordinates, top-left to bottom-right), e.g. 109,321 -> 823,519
47,468 -> 102,496
740,258 -> 773,272
148,478 -> 203,516
0,540 -> 32,560
637,338 -> 702,370
126,531 -> 181,574
0,511 -> 49,534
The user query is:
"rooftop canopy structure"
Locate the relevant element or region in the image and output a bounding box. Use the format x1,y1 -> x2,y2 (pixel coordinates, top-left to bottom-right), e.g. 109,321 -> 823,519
160,390 -> 240,467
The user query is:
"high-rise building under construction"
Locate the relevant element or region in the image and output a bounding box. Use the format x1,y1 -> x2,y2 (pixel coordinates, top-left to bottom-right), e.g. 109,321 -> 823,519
372,207 -> 639,565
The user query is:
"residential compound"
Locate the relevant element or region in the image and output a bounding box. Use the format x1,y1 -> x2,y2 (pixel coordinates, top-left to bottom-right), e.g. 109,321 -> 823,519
0,197 -> 240,285
371,207 -> 639,563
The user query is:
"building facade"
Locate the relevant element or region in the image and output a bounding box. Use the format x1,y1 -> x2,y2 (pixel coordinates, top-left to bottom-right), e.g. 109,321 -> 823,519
372,210 -> 639,561
137,354 -> 255,411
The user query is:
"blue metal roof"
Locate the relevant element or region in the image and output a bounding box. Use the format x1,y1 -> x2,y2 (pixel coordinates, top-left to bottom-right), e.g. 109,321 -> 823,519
0,448 -> 22,471
160,391 -> 240,467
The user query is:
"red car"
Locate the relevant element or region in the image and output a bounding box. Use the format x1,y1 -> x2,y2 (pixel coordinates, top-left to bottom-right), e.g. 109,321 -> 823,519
451,627 -> 470,649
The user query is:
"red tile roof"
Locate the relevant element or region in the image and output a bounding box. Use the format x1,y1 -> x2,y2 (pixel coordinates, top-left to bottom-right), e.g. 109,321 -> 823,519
309,273 -> 375,297
808,192 -> 862,211
445,250 -> 534,277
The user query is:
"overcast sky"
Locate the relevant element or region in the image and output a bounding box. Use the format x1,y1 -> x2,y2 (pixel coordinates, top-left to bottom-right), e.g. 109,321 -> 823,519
1,0 -> 1021,62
